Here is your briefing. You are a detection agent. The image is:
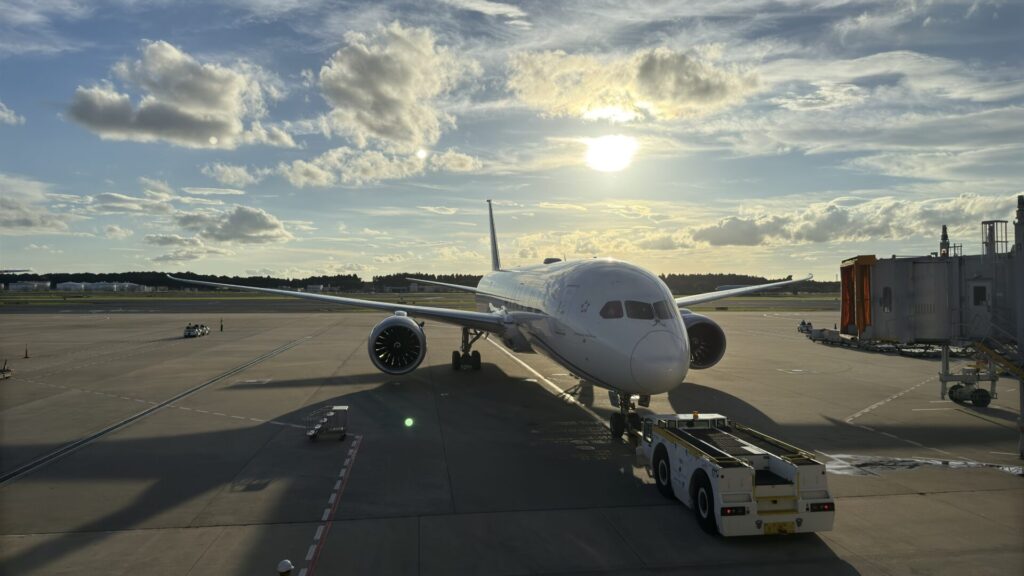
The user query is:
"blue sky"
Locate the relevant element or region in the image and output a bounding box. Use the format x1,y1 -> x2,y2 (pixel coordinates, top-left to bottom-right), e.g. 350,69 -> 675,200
1,0 -> 1021,279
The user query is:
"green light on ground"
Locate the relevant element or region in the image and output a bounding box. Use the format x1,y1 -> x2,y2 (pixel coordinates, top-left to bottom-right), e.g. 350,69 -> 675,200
404,417 -> 414,427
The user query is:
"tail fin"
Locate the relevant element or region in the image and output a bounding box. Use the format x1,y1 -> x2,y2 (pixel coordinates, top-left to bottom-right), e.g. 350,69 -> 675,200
487,199 -> 501,271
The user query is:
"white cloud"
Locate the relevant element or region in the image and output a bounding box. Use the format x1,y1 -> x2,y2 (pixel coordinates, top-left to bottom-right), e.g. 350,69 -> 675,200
104,224 -> 133,239
319,22 -> 479,151
201,163 -> 268,187
428,149 -> 482,172
145,233 -> 203,247
183,187 -> 246,196
175,205 -> 294,244
538,202 -> 587,212
68,40 -> 293,149
438,0 -> 525,19
419,206 -> 458,215
0,172 -> 72,235
0,100 -> 25,125
508,48 -> 757,122
90,191 -> 175,214
690,193 -> 1017,246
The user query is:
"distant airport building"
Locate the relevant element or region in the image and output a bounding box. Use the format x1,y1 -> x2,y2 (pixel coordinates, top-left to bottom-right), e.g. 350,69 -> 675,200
8,281 -> 51,291
56,282 -> 86,291
81,281 -> 151,292
306,284 -> 324,293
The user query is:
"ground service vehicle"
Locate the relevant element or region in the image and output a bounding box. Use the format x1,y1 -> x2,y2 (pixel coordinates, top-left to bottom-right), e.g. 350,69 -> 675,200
639,413 -> 835,536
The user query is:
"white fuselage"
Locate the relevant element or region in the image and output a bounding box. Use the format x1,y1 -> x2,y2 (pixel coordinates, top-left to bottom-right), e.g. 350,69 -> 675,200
475,258 -> 690,396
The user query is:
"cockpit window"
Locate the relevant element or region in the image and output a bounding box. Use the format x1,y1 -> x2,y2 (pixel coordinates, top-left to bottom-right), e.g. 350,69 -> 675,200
653,300 -> 673,319
599,300 -> 623,319
625,300 -> 654,319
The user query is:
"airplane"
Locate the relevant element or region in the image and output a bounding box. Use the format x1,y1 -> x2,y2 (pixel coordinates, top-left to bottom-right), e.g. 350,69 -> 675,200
170,200 -> 810,438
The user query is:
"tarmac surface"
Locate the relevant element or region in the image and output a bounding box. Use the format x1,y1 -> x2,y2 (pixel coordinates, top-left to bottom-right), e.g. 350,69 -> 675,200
0,310 -> 1020,575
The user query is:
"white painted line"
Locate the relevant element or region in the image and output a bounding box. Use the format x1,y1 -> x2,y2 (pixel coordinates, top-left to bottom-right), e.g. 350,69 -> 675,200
333,479 -> 341,490
305,544 -> 317,561
298,569 -> 307,576
486,338 -> 608,429
1005,389 -> 1016,393
904,439 -> 924,447
845,378 -> 933,423
912,408 -> 953,411
213,412 -> 226,416
328,493 -> 336,505
230,415 -> 245,420
249,418 -> 263,422
990,451 -> 1018,456
343,457 -> 351,467
321,508 -> 330,521
314,525 -> 324,541
928,447 -> 952,455
196,409 -> 209,414
269,420 -> 285,426
880,432 -> 899,439
339,467 -> 347,478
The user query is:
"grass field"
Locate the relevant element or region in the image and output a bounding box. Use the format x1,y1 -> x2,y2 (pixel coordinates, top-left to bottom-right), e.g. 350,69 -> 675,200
0,290 -> 840,312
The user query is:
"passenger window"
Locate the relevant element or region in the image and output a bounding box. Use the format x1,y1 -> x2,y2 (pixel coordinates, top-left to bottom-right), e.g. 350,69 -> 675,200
599,300 -> 623,319
625,300 -> 654,319
653,300 -> 672,319
881,287 -> 892,313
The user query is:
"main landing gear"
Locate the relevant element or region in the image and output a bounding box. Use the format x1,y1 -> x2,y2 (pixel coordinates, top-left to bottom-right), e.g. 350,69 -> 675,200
451,327 -> 485,371
608,391 -> 649,440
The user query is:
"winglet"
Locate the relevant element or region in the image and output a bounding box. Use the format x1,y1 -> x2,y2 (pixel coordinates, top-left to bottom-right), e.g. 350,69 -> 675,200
487,199 -> 501,271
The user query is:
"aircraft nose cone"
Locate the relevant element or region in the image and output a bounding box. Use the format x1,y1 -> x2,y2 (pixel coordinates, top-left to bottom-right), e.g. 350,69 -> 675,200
631,330 -> 687,391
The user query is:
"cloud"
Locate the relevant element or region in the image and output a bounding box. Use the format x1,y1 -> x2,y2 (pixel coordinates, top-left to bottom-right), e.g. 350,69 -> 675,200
175,205 -> 293,244
538,202 -> 586,212
182,187 -> 246,196
691,215 -> 790,246
690,193 -> 1017,246
145,234 -> 203,247
508,48 -> 756,122
438,0 -> 525,19
68,40 -> 292,149
0,0 -> 90,57
428,149 -> 482,172
0,100 -> 25,125
104,224 -> 133,239
419,206 -> 458,215
0,172 -> 72,235
201,163 -> 268,187
319,22 -> 479,151
90,192 -> 175,214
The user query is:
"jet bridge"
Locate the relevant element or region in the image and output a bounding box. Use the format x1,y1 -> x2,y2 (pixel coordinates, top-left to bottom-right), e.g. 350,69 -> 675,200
839,195 -> 1024,457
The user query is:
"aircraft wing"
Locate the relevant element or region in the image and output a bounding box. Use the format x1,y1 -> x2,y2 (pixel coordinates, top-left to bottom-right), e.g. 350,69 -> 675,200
167,275 -> 505,332
674,274 -> 813,308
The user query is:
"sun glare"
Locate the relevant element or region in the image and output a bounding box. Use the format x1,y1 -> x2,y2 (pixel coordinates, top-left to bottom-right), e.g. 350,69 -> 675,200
584,135 -> 638,172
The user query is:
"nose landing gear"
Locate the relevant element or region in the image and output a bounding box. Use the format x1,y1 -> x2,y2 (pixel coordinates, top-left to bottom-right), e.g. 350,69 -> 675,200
609,390 -> 641,441
451,327 -> 485,371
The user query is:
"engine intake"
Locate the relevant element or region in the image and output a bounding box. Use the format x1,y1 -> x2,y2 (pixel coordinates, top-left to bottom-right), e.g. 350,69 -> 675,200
683,313 -> 726,370
368,314 -> 426,375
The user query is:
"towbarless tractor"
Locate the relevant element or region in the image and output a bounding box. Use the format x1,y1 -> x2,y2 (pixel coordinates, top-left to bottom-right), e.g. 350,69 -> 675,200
639,413 -> 835,536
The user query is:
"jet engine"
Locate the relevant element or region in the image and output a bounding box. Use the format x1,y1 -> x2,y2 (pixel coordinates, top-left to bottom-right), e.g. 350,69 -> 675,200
367,313 -> 426,375
682,313 -> 726,369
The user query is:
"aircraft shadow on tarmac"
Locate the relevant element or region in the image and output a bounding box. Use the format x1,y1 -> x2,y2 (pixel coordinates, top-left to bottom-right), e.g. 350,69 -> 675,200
2,362 -> 863,575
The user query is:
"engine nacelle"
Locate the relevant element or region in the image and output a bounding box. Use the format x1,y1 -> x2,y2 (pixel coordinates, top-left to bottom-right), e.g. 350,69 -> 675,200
683,312 -> 726,370
367,313 -> 426,375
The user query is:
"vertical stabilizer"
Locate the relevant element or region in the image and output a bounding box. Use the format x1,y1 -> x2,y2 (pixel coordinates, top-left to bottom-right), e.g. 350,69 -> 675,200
487,199 -> 501,271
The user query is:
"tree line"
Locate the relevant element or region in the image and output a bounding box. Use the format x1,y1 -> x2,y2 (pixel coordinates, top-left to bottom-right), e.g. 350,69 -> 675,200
2,270 -> 839,294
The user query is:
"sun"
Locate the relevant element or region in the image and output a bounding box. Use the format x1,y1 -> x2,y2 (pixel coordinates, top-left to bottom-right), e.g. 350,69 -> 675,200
584,135 -> 638,172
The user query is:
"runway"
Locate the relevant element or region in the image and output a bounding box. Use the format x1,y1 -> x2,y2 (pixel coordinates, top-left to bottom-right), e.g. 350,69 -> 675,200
1,311 -> 1021,575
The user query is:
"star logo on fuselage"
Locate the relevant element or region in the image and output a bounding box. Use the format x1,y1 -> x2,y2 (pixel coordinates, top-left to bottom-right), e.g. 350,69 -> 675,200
579,300 -> 590,313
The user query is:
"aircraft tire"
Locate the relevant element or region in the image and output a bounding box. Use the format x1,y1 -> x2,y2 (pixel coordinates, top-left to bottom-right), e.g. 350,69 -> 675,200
451,351 -> 461,370
610,412 -> 625,439
471,350 -> 481,370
